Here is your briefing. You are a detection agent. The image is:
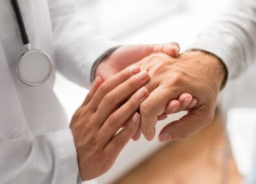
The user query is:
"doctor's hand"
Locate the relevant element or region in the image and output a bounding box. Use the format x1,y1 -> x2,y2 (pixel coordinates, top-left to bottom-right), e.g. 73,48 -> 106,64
134,50 -> 226,142
70,66 -> 149,180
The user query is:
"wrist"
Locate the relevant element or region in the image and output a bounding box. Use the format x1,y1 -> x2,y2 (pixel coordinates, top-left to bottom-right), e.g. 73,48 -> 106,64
92,46 -> 120,81
184,49 -> 228,90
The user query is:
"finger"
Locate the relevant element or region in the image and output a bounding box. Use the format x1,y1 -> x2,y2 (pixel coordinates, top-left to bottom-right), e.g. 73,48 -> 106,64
159,107 -> 214,142
170,42 -> 180,52
95,71 -> 149,125
179,93 -> 193,110
90,66 -> 140,109
104,113 -> 140,156
188,98 -> 198,109
82,77 -> 103,106
153,42 -> 180,57
132,129 -> 141,141
98,87 -> 148,147
140,86 -> 179,140
165,99 -> 181,114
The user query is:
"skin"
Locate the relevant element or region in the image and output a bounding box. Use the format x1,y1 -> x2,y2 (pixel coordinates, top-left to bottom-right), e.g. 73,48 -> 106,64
132,50 -> 226,141
70,66 -> 151,180
69,43 -> 199,181
95,43 -> 181,79
96,43 -> 198,127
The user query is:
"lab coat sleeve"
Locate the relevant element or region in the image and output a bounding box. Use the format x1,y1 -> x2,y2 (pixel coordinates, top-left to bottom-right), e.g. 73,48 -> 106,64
0,129 -> 79,184
189,0 -> 256,80
48,0 -> 117,88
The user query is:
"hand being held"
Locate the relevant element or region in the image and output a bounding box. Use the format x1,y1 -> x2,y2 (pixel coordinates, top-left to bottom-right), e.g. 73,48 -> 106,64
95,42 -> 180,80
70,66 -> 150,180
134,51 -> 226,142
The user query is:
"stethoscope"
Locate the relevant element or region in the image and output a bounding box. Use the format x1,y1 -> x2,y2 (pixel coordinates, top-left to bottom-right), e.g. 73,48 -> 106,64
11,0 -> 53,86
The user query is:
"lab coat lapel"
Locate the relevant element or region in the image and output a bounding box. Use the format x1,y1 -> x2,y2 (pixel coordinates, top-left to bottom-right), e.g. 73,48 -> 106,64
0,0 -> 54,57
0,42 -> 31,140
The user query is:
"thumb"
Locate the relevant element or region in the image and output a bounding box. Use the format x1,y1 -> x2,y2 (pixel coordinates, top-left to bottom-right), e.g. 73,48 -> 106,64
153,42 -> 180,57
159,107 -> 214,142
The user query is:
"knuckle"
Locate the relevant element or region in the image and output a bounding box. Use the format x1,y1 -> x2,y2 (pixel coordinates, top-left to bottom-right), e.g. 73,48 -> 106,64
149,53 -> 169,61
129,77 -> 141,87
83,121 -> 94,133
89,136 -> 98,149
140,102 -> 151,116
107,114 -> 119,124
114,135 -> 127,147
70,108 -> 88,128
103,93 -> 114,105
121,79 -> 141,94
169,72 -> 183,85
88,135 -> 103,152
98,83 -> 109,96
121,68 -> 132,78
81,107 -> 92,116
128,96 -> 140,108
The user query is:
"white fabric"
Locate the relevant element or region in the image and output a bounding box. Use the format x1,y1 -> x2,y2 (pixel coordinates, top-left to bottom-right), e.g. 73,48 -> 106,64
49,0 -> 116,88
0,0 -> 115,183
190,0 -> 256,182
227,108 -> 256,178
190,0 -> 256,80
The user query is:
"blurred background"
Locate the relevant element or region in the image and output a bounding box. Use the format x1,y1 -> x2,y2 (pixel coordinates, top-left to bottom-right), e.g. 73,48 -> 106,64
53,0 -> 256,183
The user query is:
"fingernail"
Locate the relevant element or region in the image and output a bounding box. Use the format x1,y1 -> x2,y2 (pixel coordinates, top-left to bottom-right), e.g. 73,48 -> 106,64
135,71 -> 149,82
173,45 -> 180,53
171,45 -> 180,57
159,132 -> 172,142
189,99 -> 197,109
133,129 -> 141,141
129,66 -> 140,74
183,99 -> 190,108
170,105 -> 179,113
135,87 -> 147,99
146,128 -> 155,140
131,113 -> 140,123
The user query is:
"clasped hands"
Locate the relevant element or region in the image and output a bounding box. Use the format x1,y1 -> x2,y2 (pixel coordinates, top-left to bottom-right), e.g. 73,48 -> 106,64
70,43 -> 226,180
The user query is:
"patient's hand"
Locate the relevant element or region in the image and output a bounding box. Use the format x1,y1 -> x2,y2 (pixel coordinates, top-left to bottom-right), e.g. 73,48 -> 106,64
95,43 -> 180,79
134,50 -> 226,141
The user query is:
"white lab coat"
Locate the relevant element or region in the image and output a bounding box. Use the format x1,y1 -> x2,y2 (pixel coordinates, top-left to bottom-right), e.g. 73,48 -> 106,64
188,0 -> 256,119
190,0 -> 256,81
190,0 -> 256,182
0,0 -> 115,183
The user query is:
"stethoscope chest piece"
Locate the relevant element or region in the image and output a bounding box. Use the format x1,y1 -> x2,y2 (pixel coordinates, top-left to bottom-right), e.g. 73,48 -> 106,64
17,49 -> 53,86
11,0 -> 53,87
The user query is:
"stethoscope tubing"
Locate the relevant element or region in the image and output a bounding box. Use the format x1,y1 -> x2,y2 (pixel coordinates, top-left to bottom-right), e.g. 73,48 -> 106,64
11,0 -> 29,45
